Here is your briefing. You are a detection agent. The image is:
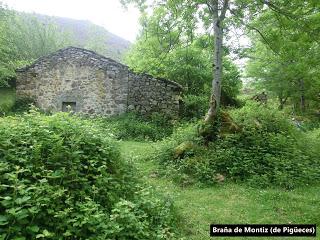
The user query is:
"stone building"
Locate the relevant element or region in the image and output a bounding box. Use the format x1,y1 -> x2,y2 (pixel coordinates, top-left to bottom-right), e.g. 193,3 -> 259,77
16,47 -> 182,116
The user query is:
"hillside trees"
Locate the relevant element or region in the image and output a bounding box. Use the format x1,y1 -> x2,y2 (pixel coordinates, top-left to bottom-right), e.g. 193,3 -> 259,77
246,2 -> 320,112
83,25 -> 111,58
0,3 -> 15,87
0,3 -> 75,87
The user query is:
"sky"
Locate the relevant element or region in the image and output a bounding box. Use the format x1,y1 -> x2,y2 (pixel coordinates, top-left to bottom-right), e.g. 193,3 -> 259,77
2,0 -> 141,42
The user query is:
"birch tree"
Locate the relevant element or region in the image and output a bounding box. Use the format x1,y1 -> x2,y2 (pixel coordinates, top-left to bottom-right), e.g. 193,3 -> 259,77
204,0 -> 229,123
121,0 -> 304,123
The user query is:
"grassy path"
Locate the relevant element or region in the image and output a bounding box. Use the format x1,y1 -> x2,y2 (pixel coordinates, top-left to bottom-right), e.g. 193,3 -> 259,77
119,141 -> 320,240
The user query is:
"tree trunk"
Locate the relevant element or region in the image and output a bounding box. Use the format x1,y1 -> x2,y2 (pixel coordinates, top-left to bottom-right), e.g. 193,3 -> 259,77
278,96 -> 287,110
205,24 -> 223,123
204,8 -> 225,123
299,79 -> 305,112
278,100 -> 284,110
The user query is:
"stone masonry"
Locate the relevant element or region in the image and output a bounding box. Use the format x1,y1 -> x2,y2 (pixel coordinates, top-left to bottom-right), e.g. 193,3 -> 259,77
16,47 -> 182,116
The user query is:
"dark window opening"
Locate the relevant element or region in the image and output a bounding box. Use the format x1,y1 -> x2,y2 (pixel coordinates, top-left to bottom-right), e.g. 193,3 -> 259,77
62,102 -> 76,112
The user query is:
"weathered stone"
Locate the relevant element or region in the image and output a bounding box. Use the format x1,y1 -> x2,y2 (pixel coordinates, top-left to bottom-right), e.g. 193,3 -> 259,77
16,47 -> 183,117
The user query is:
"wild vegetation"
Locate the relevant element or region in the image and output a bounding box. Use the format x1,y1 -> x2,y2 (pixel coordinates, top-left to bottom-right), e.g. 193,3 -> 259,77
98,112 -> 176,141
155,102 -> 320,188
0,0 -> 320,239
0,110 -> 178,239
0,6 -> 72,87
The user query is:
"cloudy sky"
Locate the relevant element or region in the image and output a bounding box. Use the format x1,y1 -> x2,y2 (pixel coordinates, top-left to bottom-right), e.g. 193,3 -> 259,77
2,0 -> 141,42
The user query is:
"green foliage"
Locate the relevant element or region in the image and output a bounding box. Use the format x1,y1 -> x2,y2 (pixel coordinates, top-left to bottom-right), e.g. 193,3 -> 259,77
10,96 -> 35,113
180,94 -> 209,120
153,123 -> 201,184
125,5 -> 242,99
0,5 -> 75,87
155,103 -> 320,188
0,67 -> 14,88
0,88 -> 15,115
0,88 -> 35,115
0,110 -> 177,239
126,33 -> 211,95
209,103 -> 319,188
119,140 -> 320,240
246,3 -> 320,112
98,112 -> 175,141
302,127 -> 320,160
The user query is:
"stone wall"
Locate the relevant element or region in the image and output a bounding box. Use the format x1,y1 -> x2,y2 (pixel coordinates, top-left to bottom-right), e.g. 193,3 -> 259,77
128,73 -> 181,116
16,47 -> 182,116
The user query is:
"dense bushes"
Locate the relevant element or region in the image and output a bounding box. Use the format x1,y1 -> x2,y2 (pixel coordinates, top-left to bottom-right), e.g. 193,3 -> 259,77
0,88 -> 35,116
0,110 -> 177,239
155,102 -> 320,188
0,88 -> 15,116
180,94 -> 209,120
99,112 -> 175,141
10,96 -> 34,113
180,93 -> 242,120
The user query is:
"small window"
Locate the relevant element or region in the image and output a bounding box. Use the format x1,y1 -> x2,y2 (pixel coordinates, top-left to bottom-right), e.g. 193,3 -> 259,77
62,102 -> 76,112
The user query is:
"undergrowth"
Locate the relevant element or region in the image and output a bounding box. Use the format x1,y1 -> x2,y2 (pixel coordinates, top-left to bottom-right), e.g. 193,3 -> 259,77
155,102 -> 320,188
98,112 -> 176,141
0,109 -> 178,239
0,88 -> 15,116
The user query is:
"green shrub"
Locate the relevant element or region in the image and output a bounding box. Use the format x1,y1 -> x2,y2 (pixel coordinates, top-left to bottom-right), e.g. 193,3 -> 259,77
302,127 -> 320,160
0,68 -> 14,88
153,123 -> 203,185
180,93 -> 242,120
0,88 -> 16,115
99,112 -> 175,141
156,103 -> 320,188
0,102 -> 12,116
0,110 -> 177,239
180,94 -> 209,120
10,96 -> 34,113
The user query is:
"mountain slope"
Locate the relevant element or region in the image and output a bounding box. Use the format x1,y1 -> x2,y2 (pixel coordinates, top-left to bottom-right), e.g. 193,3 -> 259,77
35,14 -> 131,62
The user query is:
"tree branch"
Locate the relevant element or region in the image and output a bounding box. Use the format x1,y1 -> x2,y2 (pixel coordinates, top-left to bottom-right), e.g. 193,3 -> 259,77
228,7 -> 279,56
219,0 -> 229,21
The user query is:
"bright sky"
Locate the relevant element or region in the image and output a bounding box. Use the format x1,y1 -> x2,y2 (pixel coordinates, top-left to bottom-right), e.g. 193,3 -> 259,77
2,0 -> 141,42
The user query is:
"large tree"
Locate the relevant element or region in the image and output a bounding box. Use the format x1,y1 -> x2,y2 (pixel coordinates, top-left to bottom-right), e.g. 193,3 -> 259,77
125,8 -> 241,97
122,0 -> 319,121
121,0 -> 231,122
121,0 -> 275,123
